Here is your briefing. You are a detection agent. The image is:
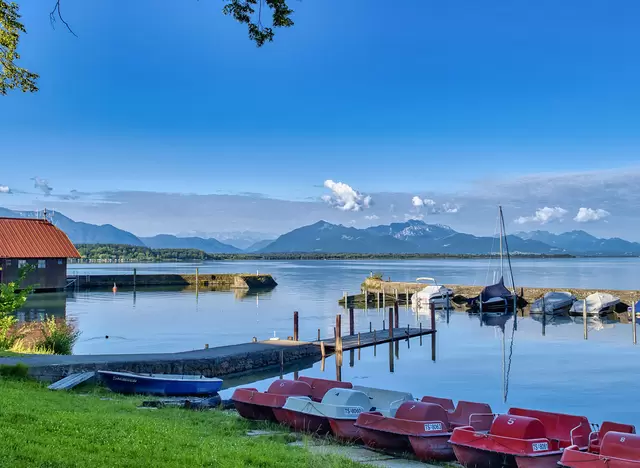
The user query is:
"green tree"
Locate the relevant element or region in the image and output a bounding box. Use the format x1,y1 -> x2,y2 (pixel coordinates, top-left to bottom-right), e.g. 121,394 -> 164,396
0,0 -> 294,95
0,265 -> 34,350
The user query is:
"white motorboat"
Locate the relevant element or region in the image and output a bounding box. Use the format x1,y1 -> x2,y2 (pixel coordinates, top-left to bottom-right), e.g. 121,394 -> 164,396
411,277 -> 453,310
530,291 -> 576,314
569,292 -> 620,316
273,386 -> 414,439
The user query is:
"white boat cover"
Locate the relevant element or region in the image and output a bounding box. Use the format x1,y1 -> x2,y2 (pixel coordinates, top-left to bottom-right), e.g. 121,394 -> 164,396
411,277 -> 452,309
530,291 -> 576,314
281,387 -> 414,420
569,293 -> 620,315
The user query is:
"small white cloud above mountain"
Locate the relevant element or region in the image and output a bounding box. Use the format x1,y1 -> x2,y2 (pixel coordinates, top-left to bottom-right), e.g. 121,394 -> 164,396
0,185 -> 11,194
574,207 -> 610,223
31,176 -> 53,196
365,214 -> 380,220
411,196 -> 459,214
322,180 -> 372,212
514,206 -> 568,225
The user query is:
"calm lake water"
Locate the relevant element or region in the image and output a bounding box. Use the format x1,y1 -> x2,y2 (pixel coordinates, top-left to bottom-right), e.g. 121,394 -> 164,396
19,258 -> 640,426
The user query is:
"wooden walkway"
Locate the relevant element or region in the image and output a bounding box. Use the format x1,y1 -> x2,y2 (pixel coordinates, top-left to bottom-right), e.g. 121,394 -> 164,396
315,327 -> 435,352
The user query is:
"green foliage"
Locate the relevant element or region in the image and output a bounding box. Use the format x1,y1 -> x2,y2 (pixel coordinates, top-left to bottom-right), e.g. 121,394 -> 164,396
35,316 -> 80,355
0,265 -> 33,351
223,0 -> 294,47
0,1 -> 38,95
0,362 -> 28,378
0,379 -> 362,468
76,244 -> 212,262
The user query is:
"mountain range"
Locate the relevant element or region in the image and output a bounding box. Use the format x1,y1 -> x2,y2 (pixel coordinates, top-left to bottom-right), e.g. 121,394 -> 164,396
1,207 -> 639,256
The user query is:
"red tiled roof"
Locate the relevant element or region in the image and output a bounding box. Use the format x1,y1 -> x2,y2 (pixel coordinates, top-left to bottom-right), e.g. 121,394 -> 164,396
0,217 -> 80,259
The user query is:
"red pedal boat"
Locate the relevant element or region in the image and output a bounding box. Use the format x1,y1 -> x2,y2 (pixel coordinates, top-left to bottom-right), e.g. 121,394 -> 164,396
355,397 -> 493,461
450,408 -> 592,468
272,377 -> 352,434
559,422 -> 637,468
231,379 -> 312,422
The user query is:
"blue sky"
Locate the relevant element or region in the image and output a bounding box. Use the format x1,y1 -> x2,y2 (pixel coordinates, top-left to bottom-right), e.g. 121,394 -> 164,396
2,0 -> 640,237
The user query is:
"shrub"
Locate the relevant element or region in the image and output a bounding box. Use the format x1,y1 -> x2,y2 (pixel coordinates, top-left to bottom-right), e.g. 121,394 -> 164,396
35,316 -> 81,355
0,363 -> 29,379
0,316 -> 20,351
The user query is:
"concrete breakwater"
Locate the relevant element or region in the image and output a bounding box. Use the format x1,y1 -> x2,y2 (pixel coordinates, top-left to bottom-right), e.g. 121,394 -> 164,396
354,277 -> 640,308
68,273 -> 277,290
1,341 -> 319,383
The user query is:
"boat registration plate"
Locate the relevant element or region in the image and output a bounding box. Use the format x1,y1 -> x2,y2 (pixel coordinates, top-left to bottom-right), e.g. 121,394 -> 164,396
344,407 -> 363,416
424,423 -> 443,432
532,442 -> 549,452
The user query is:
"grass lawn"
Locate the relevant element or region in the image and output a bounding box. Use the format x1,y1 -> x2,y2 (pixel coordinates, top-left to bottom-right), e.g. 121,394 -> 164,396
0,378 -> 363,468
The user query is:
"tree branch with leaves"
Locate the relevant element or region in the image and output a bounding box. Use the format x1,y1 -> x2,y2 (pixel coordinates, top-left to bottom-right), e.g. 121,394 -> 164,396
0,0 -> 294,95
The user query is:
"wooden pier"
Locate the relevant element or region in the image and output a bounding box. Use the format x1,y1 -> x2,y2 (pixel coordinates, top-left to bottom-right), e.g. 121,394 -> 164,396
316,327 -> 434,352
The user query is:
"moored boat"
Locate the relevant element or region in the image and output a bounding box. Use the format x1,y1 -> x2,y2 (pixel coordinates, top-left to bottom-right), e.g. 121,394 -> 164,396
274,385 -> 412,437
297,376 -> 353,402
411,277 -> 454,310
355,397 -> 492,461
530,292 -> 576,315
98,370 -> 223,396
569,293 -> 620,316
231,379 -> 312,422
450,408 -> 591,468
560,425 -> 639,468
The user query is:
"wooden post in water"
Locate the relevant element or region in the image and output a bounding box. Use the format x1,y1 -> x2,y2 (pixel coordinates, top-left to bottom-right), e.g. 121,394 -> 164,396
369,321 -> 372,333
133,268 -> 137,291
293,311 -> 299,341
419,322 -> 423,346
317,328 -> 321,341
430,302 -> 436,362
583,298 -> 588,340
388,307 -> 394,338
357,332 -> 361,347
394,302 -> 399,329
373,329 -> 377,343
336,314 -> 342,354
382,320 -> 385,330
349,307 -> 355,336
633,301 -> 637,345
388,342 -> 395,373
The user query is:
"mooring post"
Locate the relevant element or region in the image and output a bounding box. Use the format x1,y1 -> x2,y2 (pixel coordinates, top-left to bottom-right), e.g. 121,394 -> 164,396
133,267 -> 137,291
394,301 -> 399,329
583,298 -> 588,340
336,314 -> 342,353
377,292 -> 380,310
357,332 -> 361,346
293,311 -> 299,341
389,342 -> 395,373
388,307 -> 394,339
430,302 -> 436,361
317,328 -> 321,341
633,300 -> 637,345
419,322 -> 423,346
382,319 -> 385,330
349,307 -> 355,336
373,329 -> 377,343
369,321 -> 372,332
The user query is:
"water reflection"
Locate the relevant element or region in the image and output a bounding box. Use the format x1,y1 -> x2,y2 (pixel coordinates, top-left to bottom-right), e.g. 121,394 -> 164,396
16,292 -> 68,323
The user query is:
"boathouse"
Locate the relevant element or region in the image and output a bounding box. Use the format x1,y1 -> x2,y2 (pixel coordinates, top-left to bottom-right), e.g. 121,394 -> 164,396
0,217 -> 80,291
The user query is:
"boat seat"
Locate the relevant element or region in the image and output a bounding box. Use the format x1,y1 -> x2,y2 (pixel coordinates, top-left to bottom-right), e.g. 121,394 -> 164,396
394,401 -> 449,426
490,414 -> 547,440
420,396 -> 455,412
601,431 -> 640,459
450,401 -> 493,430
298,377 -> 352,402
508,408 -> 591,447
590,422 -> 636,454
266,379 -> 312,396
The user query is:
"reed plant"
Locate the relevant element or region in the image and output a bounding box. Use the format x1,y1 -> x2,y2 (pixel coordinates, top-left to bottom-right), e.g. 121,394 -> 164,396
35,316 -> 80,355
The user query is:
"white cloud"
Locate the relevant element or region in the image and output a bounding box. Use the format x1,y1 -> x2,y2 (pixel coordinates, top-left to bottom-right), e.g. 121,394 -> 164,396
442,203 -> 460,214
412,196 -> 458,214
514,206 -> 568,225
31,176 -> 53,196
322,180 -> 372,212
411,196 -> 424,207
404,213 -> 425,221
365,214 -> 380,220
574,207 -> 611,223
0,185 -> 10,194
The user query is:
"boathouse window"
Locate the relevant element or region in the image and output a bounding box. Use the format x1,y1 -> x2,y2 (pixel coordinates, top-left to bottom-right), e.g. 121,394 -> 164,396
6,260 -> 11,266
18,260 -> 26,268
38,260 -> 46,269
58,259 -> 63,265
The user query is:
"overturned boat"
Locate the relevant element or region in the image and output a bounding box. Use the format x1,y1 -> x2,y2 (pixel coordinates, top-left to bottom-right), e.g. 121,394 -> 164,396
569,293 -> 620,316
559,423 -> 638,468
411,277 -> 454,310
450,407 -> 591,468
530,292 -> 576,315
355,397 -> 492,461
231,379 -> 312,422
98,371 -> 223,396
274,386 -> 412,437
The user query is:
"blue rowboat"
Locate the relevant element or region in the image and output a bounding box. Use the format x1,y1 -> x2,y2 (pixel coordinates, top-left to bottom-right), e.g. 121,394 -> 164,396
98,371 -> 223,396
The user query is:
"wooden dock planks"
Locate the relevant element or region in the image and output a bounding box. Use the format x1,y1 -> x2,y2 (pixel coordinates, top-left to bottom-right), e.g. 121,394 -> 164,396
316,327 -> 434,352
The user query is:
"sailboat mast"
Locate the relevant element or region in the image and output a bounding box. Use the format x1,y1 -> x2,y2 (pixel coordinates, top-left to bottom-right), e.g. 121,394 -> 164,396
499,206 -> 504,278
